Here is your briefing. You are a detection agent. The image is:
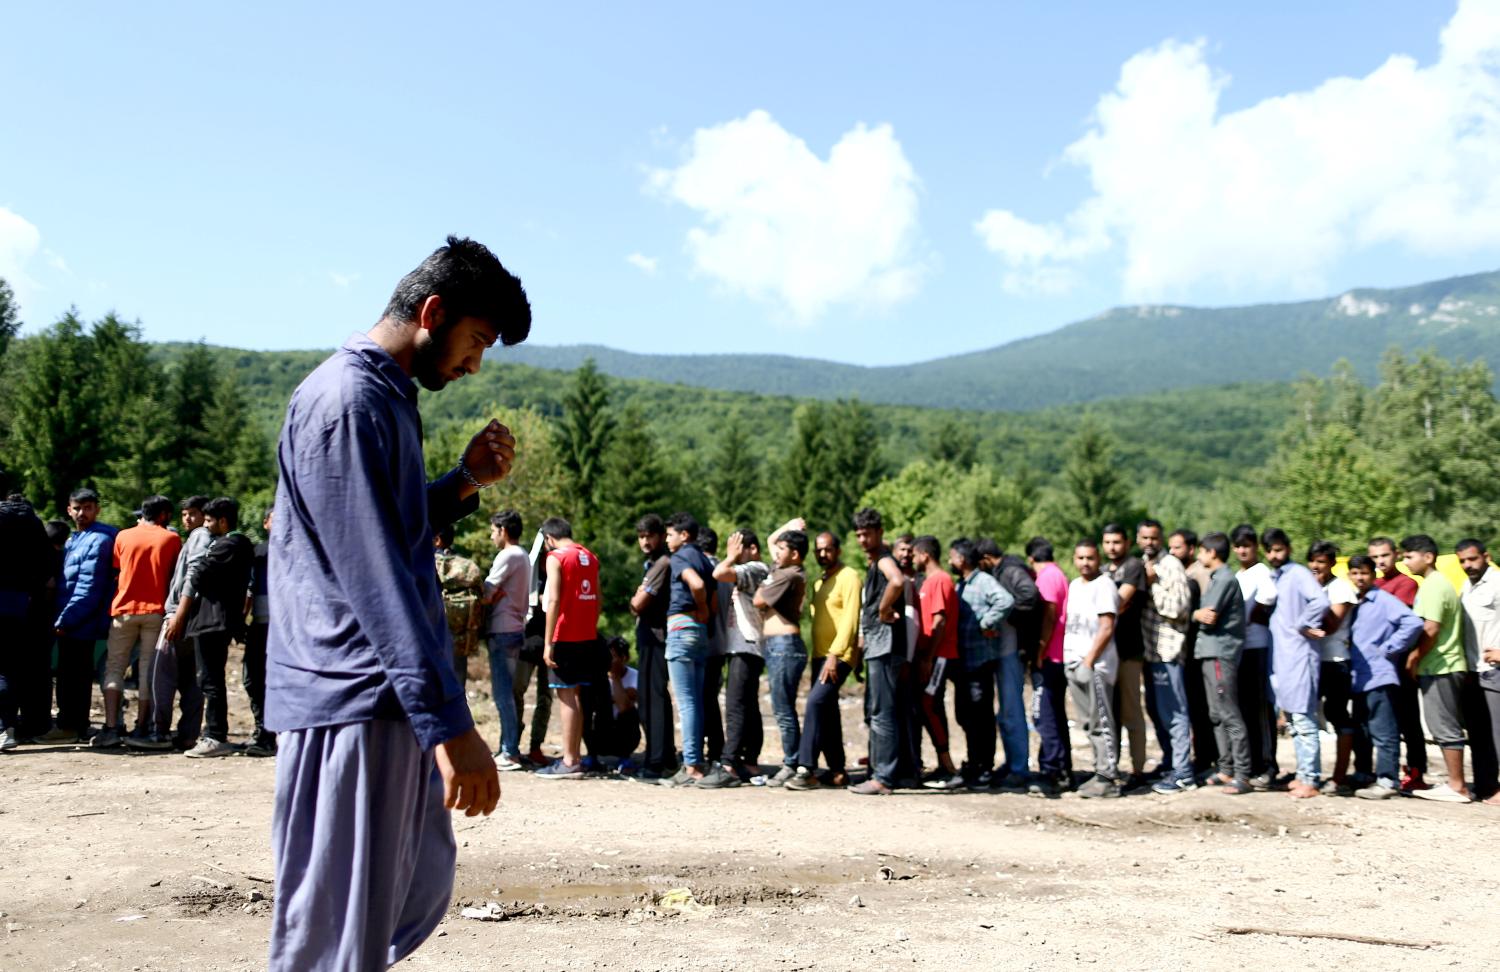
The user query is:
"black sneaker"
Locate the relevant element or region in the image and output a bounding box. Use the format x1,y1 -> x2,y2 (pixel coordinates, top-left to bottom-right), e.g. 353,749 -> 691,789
630,767 -> 666,784
89,728 -> 123,749
126,732 -> 173,751
1027,777 -> 1060,798
1077,774 -> 1122,799
696,763 -> 741,789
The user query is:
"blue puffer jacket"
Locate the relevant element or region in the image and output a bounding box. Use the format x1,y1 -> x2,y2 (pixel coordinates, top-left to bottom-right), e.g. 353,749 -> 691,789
55,522 -> 119,640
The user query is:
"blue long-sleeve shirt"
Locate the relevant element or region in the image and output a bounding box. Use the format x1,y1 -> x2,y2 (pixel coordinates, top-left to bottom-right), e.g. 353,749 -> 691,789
1349,586 -> 1424,692
1268,562 -> 1330,714
266,334 -> 479,750
55,522 -> 118,639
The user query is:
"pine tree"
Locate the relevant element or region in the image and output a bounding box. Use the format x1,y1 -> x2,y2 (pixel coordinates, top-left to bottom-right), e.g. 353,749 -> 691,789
1051,418 -> 1135,542
200,370 -> 272,501
599,404 -> 677,536
596,403 -> 680,608
928,416 -> 978,469
708,413 -> 762,528
164,342 -> 220,499
91,315 -> 172,517
0,279 -> 24,493
559,358 -> 614,539
776,402 -> 830,530
822,399 -> 884,529
8,311 -> 108,515
0,276 -> 18,361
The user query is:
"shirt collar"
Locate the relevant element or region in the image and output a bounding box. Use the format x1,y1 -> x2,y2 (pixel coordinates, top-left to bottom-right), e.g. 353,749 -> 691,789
342,332 -> 418,403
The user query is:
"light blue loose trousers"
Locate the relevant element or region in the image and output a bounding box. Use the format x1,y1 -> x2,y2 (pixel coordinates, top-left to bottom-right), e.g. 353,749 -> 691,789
269,720 -> 456,971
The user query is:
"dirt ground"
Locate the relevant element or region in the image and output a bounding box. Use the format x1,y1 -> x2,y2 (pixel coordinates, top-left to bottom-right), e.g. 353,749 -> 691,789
3,646 -> 1498,972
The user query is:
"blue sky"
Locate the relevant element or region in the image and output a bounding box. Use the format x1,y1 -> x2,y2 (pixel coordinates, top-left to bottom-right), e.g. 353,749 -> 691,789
4,1 -> 1497,366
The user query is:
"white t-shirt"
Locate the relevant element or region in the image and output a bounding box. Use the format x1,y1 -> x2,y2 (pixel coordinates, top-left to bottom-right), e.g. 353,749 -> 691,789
1237,562 -> 1278,650
612,665 -> 638,716
1317,576 -> 1359,663
1064,574 -> 1120,677
484,544 -> 531,635
1461,567 -> 1500,673
727,561 -> 770,657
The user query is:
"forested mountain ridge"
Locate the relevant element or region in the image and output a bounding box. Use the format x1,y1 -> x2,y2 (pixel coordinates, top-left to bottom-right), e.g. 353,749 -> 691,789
498,268 -> 1500,411
164,344 -> 1291,492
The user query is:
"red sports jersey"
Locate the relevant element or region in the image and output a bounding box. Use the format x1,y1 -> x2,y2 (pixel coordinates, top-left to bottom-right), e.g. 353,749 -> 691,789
549,543 -> 601,642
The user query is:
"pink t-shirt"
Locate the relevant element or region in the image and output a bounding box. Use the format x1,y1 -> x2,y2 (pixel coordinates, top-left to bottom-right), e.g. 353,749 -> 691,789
1035,562 -> 1069,663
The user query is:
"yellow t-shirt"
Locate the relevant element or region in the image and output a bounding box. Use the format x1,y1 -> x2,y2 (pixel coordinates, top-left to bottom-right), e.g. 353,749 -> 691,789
811,564 -> 861,665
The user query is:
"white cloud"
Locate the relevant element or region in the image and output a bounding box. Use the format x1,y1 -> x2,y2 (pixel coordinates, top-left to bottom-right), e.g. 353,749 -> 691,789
625,252 -> 658,274
329,271 -> 360,288
0,206 -> 43,305
650,109 -> 925,321
976,0 -> 1500,298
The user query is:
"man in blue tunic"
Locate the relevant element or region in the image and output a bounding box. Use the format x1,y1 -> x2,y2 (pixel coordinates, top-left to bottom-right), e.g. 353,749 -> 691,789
1263,528 -> 1331,799
266,237 -> 531,971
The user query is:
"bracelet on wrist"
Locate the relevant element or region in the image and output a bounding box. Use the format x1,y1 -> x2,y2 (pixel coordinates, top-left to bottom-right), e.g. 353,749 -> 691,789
458,460 -> 491,490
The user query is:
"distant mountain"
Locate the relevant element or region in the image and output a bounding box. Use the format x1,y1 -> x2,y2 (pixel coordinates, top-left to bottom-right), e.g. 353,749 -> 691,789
498,269 -> 1500,411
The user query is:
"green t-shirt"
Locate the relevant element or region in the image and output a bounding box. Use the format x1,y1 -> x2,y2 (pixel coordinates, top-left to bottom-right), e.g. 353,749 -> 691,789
1416,571 -> 1466,676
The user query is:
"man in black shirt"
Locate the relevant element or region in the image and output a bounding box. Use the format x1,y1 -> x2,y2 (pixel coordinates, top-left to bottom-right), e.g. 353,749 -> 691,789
850,508 -> 911,795
0,495 -> 55,749
1102,523 -> 1149,785
165,497 -> 255,758
243,507 -> 275,757
629,514 -> 674,781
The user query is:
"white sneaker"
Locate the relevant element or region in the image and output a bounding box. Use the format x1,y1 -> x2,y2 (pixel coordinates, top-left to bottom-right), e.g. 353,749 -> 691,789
1412,783 -> 1473,803
495,753 -> 525,772
184,737 -> 236,759
0,728 -> 17,751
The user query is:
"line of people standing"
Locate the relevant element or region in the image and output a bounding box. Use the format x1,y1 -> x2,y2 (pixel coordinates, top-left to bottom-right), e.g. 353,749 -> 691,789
0,488 -> 274,757
465,503 -> 1499,807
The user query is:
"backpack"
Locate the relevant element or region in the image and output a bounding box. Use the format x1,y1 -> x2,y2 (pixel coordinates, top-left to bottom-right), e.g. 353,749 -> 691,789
993,555 -> 1040,615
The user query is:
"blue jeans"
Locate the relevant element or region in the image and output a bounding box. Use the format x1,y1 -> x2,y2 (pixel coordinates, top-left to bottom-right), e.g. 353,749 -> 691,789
765,634 -> 808,766
1354,684 -> 1400,787
867,654 -> 911,786
1288,710 -> 1321,785
486,632 -> 524,758
1148,661 -> 1193,784
994,652 -> 1028,775
665,621 -> 709,767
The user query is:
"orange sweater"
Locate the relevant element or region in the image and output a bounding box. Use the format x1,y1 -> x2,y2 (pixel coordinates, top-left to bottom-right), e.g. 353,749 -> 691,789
111,523 -> 182,616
